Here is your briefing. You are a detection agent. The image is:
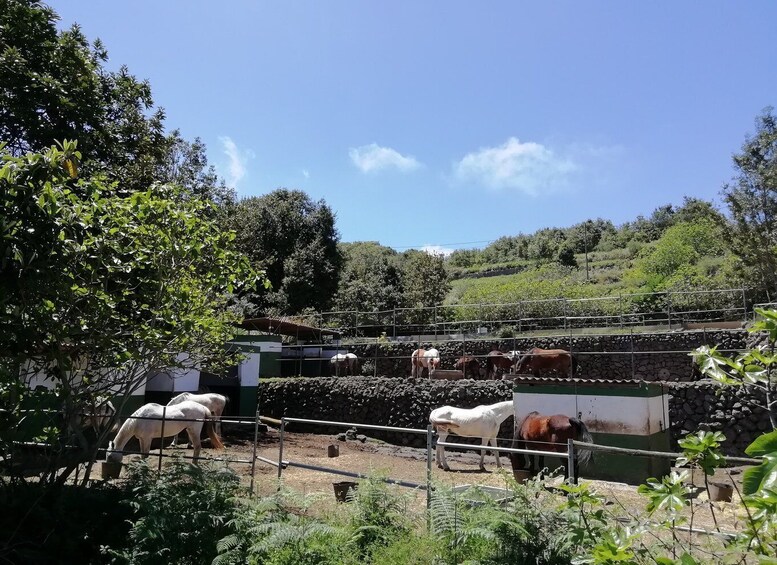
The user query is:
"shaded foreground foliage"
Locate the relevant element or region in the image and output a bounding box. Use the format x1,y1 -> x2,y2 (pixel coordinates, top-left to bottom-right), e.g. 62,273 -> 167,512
2,447 -> 776,564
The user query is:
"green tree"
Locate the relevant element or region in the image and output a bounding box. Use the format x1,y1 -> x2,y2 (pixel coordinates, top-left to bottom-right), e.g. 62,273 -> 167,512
402,250 -> 450,312
0,142 -> 261,485
625,220 -> 726,290
228,189 -> 343,315
722,107 -> 777,299
335,242 -> 404,314
0,0 -> 225,198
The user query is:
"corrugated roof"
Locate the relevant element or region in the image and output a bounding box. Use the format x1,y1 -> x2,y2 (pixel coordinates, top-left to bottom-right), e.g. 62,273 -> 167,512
237,317 -> 340,340
508,376 -> 654,387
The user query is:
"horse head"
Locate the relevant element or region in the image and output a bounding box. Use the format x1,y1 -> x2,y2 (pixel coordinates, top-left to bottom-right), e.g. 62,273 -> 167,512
106,440 -> 122,463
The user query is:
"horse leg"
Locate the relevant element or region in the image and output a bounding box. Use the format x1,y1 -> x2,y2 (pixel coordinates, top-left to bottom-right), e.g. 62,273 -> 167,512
490,437 -> 502,469
139,436 -> 151,459
509,438 -> 527,471
436,431 -> 449,470
478,437 -> 488,471
187,426 -> 202,463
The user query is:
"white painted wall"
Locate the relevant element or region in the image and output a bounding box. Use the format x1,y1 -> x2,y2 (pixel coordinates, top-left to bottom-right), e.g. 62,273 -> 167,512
513,391 -> 668,436
238,352 -> 261,387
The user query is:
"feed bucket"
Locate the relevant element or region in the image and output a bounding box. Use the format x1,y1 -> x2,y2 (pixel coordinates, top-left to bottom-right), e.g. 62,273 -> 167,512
101,460 -> 123,480
333,481 -> 358,502
327,444 -> 339,457
512,469 -> 532,484
709,481 -> 733,502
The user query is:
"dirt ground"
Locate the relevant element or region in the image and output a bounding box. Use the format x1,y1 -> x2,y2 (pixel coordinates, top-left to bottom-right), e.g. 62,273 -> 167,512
101,425 -> 749,535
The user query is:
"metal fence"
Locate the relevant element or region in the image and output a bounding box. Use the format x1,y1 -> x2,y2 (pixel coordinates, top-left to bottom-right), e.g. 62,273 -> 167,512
311,288 -> 751,339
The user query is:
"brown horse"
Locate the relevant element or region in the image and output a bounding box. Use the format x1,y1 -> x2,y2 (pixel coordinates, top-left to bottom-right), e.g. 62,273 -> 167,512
453,356 -> 482,379
514,347 -> 576,377
510,411 -> 593,479
486,350 -> 514,379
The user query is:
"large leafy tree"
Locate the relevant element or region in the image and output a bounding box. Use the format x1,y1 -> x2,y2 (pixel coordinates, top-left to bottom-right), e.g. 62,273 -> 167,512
0,0 -> 225,198
402,250 -> 450,309
0,142 -> 260,485
229,189 -> 343,315
334,242 -> 404,314
722,107 -> 777,300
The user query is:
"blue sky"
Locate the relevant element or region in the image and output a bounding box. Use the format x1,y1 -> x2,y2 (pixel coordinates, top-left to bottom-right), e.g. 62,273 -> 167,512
52,1 -> 777,255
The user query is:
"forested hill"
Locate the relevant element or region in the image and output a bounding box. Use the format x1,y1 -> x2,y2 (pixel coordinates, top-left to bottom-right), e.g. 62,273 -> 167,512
327,197 -> 749,319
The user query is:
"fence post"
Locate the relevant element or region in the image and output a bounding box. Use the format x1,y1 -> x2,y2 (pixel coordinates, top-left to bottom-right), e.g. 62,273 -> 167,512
373,336 -> 378,377
741,287 -> 748,322
250,408 -> 260,494
158,405 -> 166,475
667,292 -> 672,330
567,438 -> 576,484
426,425 -> 433,512
277,418 -> 286,483
563,299 -> 568,331
630,326 -> 635,380
518,301 -> 522,335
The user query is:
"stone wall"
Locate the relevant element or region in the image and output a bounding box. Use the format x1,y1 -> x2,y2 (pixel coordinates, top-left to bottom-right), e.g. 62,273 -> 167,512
259,377 -> 514,448
668,380 -> 774,455
348,329 -> 747,381
259,375 -> 772,456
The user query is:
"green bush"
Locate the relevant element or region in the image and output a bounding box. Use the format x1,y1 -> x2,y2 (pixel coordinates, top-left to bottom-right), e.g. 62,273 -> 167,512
104,459 -> 244,565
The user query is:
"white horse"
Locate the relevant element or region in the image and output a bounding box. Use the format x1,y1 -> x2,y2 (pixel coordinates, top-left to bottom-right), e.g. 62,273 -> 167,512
429,400 -> 514,471
411,348 -> 440,378
330,353 -> 358,376
167,392 -> 228,446
106,401 -> 223,463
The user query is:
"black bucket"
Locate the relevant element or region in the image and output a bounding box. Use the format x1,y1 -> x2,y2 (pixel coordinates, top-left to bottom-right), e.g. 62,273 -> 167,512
333,481 -> 358,502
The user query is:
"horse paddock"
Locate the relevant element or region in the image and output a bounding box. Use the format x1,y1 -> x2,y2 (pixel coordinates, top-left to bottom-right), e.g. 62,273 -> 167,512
94,426 -> 748,534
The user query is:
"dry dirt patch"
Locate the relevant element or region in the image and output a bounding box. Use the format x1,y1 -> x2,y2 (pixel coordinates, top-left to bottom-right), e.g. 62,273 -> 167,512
102,427 -> 747,534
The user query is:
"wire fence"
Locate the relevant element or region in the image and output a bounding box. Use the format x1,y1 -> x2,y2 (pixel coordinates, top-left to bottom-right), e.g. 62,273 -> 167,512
307,288 -> 751,339
276,324 -> 747,381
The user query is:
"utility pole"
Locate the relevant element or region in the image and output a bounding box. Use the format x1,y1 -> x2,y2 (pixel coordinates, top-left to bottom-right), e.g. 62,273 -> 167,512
584,221 -> 590,281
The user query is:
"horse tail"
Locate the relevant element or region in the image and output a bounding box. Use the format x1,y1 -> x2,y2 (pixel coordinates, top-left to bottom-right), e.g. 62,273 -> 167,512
570,418 -> 594,466
206,417 -> 224,450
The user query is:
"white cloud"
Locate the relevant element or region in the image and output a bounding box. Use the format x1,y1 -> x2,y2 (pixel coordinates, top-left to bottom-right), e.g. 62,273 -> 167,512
349,143 -> 421,173
218,136 -> 252,188
302,169 -> 310,179
452,137 -> 577,195
420,245 -> 454,257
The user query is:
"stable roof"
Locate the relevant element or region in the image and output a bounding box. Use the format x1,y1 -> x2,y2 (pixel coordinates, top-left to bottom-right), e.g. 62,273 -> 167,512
238,317 -> 340,341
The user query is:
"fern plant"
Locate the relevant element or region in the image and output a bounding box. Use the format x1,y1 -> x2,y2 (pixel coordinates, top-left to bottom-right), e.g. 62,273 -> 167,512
104,458 -> 244,565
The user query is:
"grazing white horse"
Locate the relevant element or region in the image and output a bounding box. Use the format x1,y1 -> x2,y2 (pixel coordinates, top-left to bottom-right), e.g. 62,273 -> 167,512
106,401 -> 223,463
167,392 -> 228,446
429,400 -> 514,471
411,348 -> 440,378
330,352 -> 358,376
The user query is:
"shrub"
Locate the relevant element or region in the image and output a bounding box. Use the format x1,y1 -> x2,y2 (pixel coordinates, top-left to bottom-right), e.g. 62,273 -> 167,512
104,459 -> 244,565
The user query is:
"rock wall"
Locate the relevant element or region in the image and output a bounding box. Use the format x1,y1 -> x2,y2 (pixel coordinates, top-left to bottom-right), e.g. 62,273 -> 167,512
259,377 -> 514,448
668,380 -> 774,455
259,376 -> 773,456
348,329 -> 747,381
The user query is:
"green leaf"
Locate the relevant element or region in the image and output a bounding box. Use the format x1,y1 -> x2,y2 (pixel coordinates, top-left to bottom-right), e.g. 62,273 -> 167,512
743,454 -> 777,495
745,430 -> 777,457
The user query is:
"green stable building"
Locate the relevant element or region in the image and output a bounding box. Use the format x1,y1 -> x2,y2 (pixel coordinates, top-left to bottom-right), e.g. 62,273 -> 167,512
513,378 -> 672,484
